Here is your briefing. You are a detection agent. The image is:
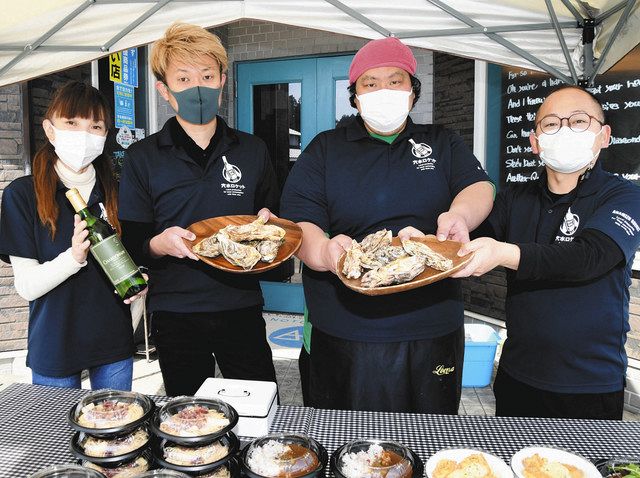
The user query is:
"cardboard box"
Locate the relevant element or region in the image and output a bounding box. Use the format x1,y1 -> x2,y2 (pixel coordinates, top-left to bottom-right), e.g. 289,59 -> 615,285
462,324 -> 500,388
196,378 -> 277,438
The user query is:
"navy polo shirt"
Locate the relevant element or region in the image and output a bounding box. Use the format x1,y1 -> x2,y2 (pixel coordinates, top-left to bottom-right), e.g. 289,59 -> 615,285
0,177 -> 134,377
280,116 -> 490,342
118,117 -> 279,314
488,163 -> 640,393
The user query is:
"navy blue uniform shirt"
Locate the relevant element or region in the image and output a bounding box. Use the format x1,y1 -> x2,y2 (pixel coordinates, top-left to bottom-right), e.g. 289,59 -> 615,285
488,163 -> 640,393
118,116 -> 279,314
0,176 -> 134,377
281,116 -> 490,342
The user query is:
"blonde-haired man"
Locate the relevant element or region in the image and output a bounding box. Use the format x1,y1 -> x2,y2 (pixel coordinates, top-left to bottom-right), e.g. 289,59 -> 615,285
119,23 -> 279,396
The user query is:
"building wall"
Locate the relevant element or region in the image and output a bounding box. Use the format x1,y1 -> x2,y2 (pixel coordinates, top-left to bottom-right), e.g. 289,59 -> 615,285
0,67 -> 92,353
0,83 -> 28,352
156,20 -> 433,130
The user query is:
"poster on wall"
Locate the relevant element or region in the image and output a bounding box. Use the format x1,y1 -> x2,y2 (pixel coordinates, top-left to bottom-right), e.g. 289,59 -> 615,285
499,45 -> 640,188
114,83 -> 135,129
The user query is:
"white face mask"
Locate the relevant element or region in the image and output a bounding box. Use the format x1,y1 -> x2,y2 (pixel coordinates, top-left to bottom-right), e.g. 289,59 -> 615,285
357,89 -> 412,134
537,126 -> 601,174
50,125 -> 107,172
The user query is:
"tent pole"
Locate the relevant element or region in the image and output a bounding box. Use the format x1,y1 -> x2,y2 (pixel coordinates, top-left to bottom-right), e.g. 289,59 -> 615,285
559,0 -> 586,22
324,0 -> 391,37
545,0 -> 579,84
424,0 -> 573,83
580,18 -> 596,86
589,0 -> 636,85
397,22 -> 576,39
596,0 -> 631,22
0,0 -> 94,78
101,0 -> 174,51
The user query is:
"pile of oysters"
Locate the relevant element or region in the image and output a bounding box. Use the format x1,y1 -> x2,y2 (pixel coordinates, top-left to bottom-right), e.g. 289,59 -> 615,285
342,229 -> 454,288
192,217 -> 286,270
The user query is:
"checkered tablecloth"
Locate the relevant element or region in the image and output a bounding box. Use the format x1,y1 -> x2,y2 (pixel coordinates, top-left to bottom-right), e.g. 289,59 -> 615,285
1,383 -> 639,478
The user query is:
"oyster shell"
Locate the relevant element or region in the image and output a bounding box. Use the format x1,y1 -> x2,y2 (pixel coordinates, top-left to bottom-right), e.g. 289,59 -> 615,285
342,239 -> 365,279
360,229 -> 392,254
402,239 -> 453,271
361,245 -> 408,269
360,255 -> 426,288
222,217 -> 286,242
192,235 -> 220,258
256,239 -> 284,263
217,233 -> 261,270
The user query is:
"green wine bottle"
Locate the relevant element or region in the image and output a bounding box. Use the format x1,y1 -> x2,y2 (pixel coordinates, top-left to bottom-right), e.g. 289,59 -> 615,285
65,188 -> 147,300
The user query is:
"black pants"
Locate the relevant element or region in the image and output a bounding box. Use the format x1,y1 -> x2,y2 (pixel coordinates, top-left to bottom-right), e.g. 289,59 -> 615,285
308,326 -> 464,413
152,306 -> 277,397
494,366 -> 624,420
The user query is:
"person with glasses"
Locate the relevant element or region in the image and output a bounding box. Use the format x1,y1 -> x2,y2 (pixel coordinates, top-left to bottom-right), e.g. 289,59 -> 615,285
453,85 -> 640,419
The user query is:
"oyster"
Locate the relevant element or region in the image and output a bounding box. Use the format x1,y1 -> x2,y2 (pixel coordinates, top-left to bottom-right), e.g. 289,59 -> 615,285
217,233 -> 261,270
402,240 -> 453,271
222,216 -> 286,242
342,240 -> 365,279
192,235 -> 220,258
256,239 -> 284,263
360,229 -> 392,254
360,255 -> 426,288
361,245 -> 408,269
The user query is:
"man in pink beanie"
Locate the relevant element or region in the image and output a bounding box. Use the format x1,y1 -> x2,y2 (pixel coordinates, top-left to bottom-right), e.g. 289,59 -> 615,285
281,37 -> 494,414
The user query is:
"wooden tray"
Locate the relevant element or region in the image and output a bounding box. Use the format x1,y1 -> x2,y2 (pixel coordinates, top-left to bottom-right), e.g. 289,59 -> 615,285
336,235 -> 473,296
184,215 -> 303,274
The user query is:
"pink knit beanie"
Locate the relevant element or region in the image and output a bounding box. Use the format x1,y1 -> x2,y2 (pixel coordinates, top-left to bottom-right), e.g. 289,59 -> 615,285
348,37 -> 417,84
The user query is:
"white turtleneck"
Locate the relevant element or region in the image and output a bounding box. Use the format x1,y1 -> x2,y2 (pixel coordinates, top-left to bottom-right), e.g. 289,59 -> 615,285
10,161 -> 97,301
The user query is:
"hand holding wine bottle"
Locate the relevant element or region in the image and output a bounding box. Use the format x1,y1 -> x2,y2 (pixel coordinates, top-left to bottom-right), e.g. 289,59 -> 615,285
71,215 -> 91,264
66,188 -> 148,301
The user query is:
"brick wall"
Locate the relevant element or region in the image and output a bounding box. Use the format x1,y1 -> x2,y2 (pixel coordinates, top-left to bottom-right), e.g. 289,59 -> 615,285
0,83 -> 28,351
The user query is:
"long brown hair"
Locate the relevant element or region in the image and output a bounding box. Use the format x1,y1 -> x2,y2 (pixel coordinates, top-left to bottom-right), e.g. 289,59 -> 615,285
33,81 -> 121,238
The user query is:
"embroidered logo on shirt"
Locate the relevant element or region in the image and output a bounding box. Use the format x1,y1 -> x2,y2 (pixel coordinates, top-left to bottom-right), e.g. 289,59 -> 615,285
222,155 -> 242,183
559,207 -> 580,236
432,365 -> 455,376
409,138 -> 432,158
220,155 -> 245,197
611,209 -> 640,236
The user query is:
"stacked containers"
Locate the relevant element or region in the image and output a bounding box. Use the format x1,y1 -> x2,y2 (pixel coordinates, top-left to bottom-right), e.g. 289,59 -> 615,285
150,397 -> 240,477
68,390 -> 156,476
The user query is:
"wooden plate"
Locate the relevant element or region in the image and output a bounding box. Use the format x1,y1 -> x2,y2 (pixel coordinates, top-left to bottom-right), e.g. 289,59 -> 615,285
336,235 -> 474,296
184,215 -> 302,274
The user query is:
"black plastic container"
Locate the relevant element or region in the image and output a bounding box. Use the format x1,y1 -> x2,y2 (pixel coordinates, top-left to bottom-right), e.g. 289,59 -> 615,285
152,432 -> 239,474
27,464 -> 106,478
70,426 -> 150,465
330,439 -> 423,478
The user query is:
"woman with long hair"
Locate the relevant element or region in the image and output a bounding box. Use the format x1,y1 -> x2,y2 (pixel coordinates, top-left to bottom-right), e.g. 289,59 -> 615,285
0,81 -> 145,390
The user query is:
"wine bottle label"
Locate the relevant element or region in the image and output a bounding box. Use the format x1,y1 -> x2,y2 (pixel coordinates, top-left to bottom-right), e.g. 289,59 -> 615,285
90,235 -> 140,285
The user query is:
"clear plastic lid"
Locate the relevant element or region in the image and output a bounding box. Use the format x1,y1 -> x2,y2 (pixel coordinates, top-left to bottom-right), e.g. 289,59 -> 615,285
136,471 -> 190,478
27,464 -> 106,478
334,439 -> 413,478
153,432 -> 239,474
151,397 -> 238,444
68,390 -> 155,436
244,434 -> 323,478
82,452 -> 150,478
72,426 -> 149,462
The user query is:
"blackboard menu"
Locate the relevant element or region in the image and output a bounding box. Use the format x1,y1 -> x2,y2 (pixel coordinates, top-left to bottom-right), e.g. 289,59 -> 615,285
500,45 -> 640,187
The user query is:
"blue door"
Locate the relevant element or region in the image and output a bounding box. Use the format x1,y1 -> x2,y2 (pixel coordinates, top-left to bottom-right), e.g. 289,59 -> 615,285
236,55 -> 355,313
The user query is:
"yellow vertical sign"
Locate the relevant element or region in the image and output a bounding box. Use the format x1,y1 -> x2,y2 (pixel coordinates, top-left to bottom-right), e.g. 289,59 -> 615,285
109,52 -> 122,83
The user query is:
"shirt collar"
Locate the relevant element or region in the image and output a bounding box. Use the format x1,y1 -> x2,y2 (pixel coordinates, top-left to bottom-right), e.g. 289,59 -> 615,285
345,115 -> 419,142
158,115 -> 238,151
538,161 -> 607,200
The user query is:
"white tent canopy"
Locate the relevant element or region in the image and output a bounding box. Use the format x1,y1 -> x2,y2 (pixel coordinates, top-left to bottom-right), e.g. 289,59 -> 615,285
0,0 -> 638,88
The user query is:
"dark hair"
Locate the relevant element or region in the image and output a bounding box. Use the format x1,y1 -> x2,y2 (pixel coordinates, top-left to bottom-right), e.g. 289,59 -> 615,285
348,74 -> 422,108
536,84 -> 606,125
33,81 -> 120,238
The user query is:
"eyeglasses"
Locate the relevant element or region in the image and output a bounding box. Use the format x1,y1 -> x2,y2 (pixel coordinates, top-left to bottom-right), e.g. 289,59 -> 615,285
535,113 -> 604,135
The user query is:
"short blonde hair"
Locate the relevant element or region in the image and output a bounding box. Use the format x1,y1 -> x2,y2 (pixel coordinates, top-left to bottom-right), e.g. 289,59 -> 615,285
151,22 -> 228,82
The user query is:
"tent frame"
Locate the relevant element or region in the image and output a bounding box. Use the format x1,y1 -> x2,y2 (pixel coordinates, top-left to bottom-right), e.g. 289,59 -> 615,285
0,0 -> 636,85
